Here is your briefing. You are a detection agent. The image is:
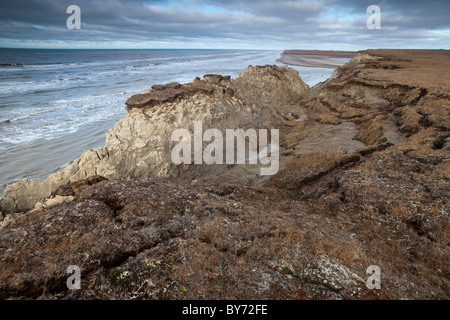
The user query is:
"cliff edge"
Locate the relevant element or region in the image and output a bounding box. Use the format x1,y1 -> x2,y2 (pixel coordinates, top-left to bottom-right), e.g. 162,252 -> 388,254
0,50 -> 448,300
0,65 -> 308,213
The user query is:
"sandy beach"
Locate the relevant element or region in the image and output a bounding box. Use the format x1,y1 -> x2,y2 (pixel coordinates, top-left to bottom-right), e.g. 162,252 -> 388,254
278,50 -> 357,68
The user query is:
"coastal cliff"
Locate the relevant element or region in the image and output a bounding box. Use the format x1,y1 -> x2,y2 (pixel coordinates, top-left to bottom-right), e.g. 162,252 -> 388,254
0,65 -> 307,213
0,50 -> 448,299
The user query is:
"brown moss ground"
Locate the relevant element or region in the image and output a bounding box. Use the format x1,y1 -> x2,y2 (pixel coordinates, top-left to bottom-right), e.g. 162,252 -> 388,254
0,49 -> 449,300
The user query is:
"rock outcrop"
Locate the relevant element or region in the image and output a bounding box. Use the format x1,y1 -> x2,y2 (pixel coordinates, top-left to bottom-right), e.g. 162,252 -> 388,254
0,50 -> 448,300
0,65 -> 308,214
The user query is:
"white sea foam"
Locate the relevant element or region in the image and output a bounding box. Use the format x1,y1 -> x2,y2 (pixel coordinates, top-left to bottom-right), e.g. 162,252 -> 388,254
0,81 -> 34,86
7,108 -> 57,122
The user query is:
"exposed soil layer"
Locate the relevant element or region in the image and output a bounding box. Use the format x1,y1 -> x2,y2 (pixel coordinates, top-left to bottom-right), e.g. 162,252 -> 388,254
0,50 -> 449,300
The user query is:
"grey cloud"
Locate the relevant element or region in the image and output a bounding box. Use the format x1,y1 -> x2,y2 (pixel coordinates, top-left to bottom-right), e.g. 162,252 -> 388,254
0,0 -> 448,49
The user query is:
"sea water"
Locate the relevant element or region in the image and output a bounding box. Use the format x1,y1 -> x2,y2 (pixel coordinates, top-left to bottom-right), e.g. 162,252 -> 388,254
0,49 -> 334,195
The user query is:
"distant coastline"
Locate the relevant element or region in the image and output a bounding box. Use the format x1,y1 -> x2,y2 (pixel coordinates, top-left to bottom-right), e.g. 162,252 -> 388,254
278,50 -> 357,68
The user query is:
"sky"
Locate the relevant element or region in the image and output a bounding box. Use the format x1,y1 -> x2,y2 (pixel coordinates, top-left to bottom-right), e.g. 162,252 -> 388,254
0,0 -> 449,50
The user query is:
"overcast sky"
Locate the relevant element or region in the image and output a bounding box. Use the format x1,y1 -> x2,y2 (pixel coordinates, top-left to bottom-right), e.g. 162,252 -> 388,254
0,0 -> 449,50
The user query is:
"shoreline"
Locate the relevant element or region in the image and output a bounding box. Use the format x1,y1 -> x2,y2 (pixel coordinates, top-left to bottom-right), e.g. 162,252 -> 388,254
278,50 -> 357,68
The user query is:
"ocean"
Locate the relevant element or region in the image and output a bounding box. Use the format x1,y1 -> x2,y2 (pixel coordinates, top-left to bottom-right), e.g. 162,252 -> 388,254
0,49 -> 334,195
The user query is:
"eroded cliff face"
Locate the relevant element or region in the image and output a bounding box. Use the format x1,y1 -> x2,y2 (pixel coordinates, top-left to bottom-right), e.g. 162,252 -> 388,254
0,65 -> 308,213
301,49 -> 449,147
0,50 -> 448,300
